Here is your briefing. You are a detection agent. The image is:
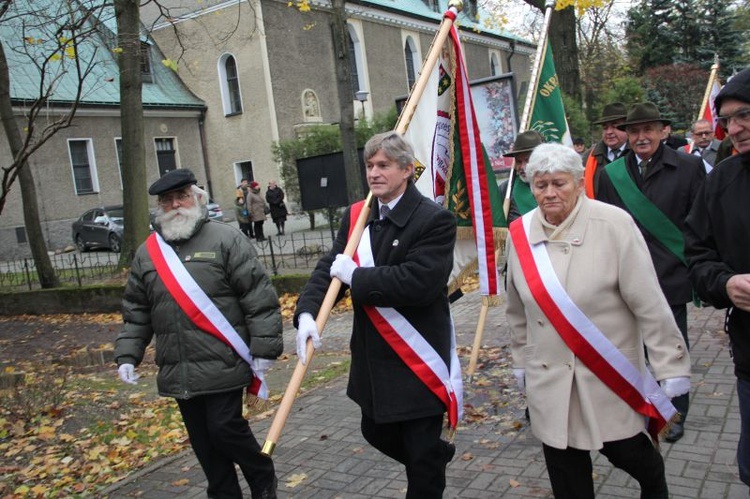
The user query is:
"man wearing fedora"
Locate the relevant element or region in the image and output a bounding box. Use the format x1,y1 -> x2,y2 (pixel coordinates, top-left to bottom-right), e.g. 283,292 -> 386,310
597,102 -> 705,443
583,102 -> 629,198
685,67 -> 750,490
497,130 -> 544,224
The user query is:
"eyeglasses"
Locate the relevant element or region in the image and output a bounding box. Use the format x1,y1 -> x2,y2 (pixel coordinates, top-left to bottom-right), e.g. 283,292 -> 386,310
693,131 -> 713,137
717,108 -> 750,130
158,191 -> 192,207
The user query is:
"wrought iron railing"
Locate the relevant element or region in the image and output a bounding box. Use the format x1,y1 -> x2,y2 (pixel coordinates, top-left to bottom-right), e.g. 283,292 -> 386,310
0,230 -> 335,291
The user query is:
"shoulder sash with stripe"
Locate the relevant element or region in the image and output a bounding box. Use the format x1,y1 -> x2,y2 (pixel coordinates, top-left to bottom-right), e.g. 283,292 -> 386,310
145,233 -> 267,399
584,152 -> 597,198
604,157 -> 686,264
509,211 -> 676,442
348,201 -> 463,429
512,176 -> 537,215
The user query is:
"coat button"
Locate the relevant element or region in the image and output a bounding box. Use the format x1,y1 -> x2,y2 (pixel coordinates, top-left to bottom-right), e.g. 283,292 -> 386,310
542,363 -> 548,369
676,344 -> 683,350
677,354 -> 684,359
567,363 -> 572,370
563,247 -> 569,254
537,319 -> 544,326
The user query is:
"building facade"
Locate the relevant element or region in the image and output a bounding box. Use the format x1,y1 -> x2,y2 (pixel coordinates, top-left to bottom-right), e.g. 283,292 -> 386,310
144,0 -> 534,218
0,0 -> 207,259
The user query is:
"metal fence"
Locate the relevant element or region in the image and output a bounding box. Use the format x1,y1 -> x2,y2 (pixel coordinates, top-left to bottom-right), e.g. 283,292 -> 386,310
0,230 -> 336,291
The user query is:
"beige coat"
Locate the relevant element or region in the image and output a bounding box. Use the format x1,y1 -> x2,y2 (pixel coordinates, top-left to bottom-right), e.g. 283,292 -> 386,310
506,196 -> 690,450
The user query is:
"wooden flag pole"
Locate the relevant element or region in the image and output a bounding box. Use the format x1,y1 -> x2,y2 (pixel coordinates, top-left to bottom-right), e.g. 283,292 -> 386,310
698,54 -> 720,121
468,0 -> 554,381
261,0 -> 465,458
502,0 -> 554,216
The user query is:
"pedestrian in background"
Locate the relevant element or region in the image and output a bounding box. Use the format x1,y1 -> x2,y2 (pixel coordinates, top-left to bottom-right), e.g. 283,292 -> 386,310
114,168 -> 283,499
235,194 -> 253,238
265,180 -> 288,236
246,181 -> 267,242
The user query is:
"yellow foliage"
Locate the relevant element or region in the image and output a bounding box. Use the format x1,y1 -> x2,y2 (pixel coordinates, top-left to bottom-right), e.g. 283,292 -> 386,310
555,0 -> 606,16
162,58 -> 178,72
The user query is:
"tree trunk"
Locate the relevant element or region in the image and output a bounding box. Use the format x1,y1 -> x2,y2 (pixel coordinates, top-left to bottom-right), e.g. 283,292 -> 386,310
525,0 -> 581,99
330,0 -> 363,204
115,0 -> 149,269
0,41 -> 58,287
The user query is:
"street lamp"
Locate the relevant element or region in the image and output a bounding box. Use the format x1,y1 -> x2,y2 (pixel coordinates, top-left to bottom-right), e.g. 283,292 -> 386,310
354,90 -> 369,121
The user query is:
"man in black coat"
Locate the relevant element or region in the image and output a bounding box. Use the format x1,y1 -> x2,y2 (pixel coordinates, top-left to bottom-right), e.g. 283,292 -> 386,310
685,67 -> 750,491
583,102 -> 629,198
596,102 -> 705,442
294,132 -> 459,498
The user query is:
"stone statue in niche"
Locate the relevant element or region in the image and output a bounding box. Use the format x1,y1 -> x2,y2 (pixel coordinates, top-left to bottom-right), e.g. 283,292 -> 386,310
302,89 -> 321,122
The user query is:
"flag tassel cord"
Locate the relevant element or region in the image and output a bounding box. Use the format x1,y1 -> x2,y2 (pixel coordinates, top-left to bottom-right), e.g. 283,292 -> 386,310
261,1 -> 465,458
698,54 -> 720,121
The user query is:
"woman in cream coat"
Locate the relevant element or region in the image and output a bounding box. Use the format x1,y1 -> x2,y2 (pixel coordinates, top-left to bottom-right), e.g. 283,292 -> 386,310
506,143 -> 691,499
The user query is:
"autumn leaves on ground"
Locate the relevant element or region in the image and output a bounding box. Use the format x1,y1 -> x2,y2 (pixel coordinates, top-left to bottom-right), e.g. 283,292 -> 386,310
0,293 -> 321,498
0,277 -> 526,497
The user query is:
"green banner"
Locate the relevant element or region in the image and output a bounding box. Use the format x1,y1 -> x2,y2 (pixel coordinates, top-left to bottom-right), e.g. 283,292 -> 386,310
529,42 -> 571,146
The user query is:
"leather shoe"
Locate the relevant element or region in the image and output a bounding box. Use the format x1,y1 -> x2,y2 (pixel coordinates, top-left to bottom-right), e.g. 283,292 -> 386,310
443,440 -> 456,463
665,421 -> 684,443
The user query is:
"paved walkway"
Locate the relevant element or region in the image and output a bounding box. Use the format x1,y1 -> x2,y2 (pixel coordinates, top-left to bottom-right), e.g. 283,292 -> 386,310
105,292 -> 748,498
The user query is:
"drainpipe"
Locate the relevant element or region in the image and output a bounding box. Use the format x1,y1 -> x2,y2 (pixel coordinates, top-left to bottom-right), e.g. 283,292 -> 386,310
506,39 -> 516,73
198,108 -> 213,198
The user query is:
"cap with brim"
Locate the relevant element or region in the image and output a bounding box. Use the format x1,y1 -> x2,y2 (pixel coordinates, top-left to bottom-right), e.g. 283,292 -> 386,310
593,102 -> 627,125
148,169 -> 198,196
714,67 -> 750,112
616,102 -> 671,130
503,130 -> 544,157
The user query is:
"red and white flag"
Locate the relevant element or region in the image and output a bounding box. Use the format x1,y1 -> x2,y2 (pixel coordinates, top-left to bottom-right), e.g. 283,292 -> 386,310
704,78 -> 726,140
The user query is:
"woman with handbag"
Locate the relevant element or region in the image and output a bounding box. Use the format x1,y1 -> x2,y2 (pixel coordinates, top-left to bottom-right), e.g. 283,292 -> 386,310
265,180 -> 288,235
234,194 -> 253,238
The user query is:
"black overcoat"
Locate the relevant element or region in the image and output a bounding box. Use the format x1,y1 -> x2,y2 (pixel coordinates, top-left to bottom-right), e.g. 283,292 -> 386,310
295,183 -> 457,423
596,144 -> 705,305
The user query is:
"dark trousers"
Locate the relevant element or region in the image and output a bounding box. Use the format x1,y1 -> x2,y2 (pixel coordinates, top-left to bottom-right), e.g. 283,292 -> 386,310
738,378 -> 750,487
542,433 -> 668,499
360,412 -> 448,499
239,222 -> 253,238
177,390 -> 275,499
670,304 -> 690,421
253,221 -> 265,241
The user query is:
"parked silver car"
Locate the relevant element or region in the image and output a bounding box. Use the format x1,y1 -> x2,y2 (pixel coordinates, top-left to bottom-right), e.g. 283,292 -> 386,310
72,205 -> 124,253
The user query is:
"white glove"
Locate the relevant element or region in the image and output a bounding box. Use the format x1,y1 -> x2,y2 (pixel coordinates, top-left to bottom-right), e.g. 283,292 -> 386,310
513,368 -> 526,393
296,312 -> 321,365
661,376 -> 691,398
330,254 -> 357,286
118,363 -> 139,385
251,358 -> 275,375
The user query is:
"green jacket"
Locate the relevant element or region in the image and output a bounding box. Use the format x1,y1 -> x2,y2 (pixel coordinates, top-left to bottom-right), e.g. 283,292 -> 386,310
115,216 -> 283,399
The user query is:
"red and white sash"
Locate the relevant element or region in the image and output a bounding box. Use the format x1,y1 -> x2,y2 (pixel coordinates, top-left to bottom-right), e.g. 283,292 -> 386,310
509,211 -> 676,441
348,201 -> 463,428
146,233 -> 267,399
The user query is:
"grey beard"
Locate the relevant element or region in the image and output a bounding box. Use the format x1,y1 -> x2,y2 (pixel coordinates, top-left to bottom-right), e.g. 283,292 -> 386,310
156,203 -> 203,241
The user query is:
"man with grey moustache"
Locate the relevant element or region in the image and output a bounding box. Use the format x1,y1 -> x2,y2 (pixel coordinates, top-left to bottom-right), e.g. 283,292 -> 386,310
596,102 -> 705,443
115,168 -> 283,499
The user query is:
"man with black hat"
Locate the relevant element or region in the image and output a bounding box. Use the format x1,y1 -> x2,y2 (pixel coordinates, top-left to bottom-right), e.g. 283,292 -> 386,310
686,67 -> 750,490
583,102 -> 629,198
497,130 -> 544,224
114,168 -> 283,498
597,102 -> 705,443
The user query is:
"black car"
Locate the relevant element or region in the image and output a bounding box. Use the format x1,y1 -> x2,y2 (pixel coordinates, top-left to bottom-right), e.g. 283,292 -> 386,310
72,205 -> 124,253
